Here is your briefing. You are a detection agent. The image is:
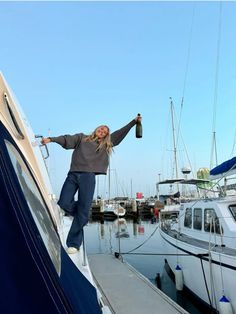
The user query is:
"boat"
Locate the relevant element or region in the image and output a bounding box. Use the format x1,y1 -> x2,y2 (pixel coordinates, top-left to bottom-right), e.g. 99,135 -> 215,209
102,200 -> 126,220
113,203 -> 126,217
0,72 -> 110,313
159,168 -> 236,313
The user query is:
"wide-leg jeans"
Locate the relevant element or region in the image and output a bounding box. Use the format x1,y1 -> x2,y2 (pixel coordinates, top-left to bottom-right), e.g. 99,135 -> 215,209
58,171 -> 95,249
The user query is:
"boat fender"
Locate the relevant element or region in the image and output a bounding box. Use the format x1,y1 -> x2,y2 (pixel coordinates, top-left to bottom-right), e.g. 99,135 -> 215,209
175,264 -> 184,291
219,295 -> 233,314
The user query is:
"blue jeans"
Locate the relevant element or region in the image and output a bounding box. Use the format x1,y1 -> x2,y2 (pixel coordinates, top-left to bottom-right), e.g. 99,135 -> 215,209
58,172 -> 95,249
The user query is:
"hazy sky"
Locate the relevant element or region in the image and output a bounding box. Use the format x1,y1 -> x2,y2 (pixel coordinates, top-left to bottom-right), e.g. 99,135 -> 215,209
0,1 -> 235,198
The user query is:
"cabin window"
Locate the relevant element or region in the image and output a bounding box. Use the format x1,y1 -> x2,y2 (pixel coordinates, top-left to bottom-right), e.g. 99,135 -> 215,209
5,140 -> 61,274
184,208 -> 192,228
193,208 -> 202,230
229,204 -> 236,221
204,208 -> 222,234
4,92 -> 25,140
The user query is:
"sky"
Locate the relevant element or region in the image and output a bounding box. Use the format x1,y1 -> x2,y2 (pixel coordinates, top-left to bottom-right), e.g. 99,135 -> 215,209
0,1 -> 236,199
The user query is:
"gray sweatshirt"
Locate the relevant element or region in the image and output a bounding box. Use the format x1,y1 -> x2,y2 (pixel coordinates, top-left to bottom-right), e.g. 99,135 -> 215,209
50,119 -> 136,175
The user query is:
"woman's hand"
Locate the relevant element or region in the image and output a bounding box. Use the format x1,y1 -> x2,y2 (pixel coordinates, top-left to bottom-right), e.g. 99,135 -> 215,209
135,114 -> 142,123
41,137 -> 51,145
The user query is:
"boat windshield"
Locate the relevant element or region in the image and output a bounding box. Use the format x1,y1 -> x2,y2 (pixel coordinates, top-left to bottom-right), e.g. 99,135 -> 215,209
5,140 -> 61,274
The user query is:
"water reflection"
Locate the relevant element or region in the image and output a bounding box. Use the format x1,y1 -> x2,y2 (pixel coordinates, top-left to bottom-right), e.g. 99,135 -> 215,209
114,218 -> 129,238
86,218 -> 211,314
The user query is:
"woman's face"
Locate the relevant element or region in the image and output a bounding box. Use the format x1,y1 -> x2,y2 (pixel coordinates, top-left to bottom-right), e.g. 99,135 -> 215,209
95,126 -> 109,140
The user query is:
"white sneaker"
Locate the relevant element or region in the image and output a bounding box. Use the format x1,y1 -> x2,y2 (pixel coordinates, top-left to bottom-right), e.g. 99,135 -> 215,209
67,247 -> 79,254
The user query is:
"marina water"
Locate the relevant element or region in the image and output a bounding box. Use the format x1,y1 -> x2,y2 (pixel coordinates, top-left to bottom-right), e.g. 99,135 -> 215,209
85,218 -> 212,314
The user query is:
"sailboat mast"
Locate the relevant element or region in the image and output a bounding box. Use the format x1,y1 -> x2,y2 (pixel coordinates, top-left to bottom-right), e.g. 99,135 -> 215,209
170,98 -> 179,179
210,2 -> 222,169
108,162 -> 111,201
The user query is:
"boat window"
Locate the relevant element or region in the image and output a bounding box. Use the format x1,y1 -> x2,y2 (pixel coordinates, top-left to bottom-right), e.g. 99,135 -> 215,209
193,208 -> 202,230
229,204 -> 236,221
4,92 -> 24,139
184,208 -> 192,228
5,140 -> 61,274
204,208 -> 221,234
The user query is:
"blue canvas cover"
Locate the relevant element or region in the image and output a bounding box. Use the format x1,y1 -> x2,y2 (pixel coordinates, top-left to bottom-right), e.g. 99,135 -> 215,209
0,123 -> 102,314
210,156 -> 236,177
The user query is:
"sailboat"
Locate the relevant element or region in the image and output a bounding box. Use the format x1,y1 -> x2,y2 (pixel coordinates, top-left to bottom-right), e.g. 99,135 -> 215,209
101,165 -> 126,219
158,8 -> 236,310
159,161 -> 236,313
102,200 -> 126,220
0,73 -> 109,313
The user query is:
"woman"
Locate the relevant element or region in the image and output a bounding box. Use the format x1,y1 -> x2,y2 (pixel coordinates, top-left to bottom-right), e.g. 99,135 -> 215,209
41,115 -> 141,254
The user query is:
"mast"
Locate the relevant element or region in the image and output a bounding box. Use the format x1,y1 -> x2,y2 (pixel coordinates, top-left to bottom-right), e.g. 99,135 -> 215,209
108,162 -> 111,201
130,178 -> 133,199
210,2 -> 222,169
170,98 -> 179,179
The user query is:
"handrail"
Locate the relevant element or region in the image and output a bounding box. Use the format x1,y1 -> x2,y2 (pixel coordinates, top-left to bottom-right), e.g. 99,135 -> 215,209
35,134 -> 49,159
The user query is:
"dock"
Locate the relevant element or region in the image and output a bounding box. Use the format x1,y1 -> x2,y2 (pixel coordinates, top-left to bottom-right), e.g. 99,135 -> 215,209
88,254 -> 188,314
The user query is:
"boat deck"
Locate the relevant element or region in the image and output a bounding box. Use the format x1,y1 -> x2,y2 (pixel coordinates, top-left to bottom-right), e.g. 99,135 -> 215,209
162,227 -> 236,256
88,254 -> 188,314
60,215 -> 95,282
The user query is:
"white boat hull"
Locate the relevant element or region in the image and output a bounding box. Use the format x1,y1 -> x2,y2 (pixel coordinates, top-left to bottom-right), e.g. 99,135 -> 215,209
160,228 -> 236,311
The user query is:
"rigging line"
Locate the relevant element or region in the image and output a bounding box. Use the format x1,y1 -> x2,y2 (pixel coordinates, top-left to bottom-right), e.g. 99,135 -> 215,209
178,129 -> 194,175
121,252 -> 195,256
174,106 -> 194,175
230,128 -> 236,157
209,219 -> 218,310
170,98 -> 179,179
219,221 -> 225,295
210,132 -> 218,170
161,102 -> 172,178
210,2 -> 222,169
121,225 -> 159,254
181,3 -> 195,100
176,4 -> 195,145
172,101 -> 194,182
200,258 -> 214,310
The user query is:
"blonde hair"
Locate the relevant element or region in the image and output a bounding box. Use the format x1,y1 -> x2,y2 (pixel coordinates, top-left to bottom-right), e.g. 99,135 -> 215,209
84,125 -> 113,155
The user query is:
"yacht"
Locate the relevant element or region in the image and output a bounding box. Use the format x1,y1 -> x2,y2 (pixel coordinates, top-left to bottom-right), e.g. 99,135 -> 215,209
159,169 -> 236,313
0,73 -> 110,313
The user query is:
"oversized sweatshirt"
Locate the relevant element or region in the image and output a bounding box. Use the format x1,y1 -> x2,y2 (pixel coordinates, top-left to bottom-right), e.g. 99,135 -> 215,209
50,119 -> 136,175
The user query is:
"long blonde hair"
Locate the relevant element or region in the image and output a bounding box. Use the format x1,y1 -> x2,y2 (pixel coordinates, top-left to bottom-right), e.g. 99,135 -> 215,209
84,125 -> 113,155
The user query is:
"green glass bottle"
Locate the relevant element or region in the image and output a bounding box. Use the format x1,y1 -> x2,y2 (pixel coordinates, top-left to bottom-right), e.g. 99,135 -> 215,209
135,113 -> 142,138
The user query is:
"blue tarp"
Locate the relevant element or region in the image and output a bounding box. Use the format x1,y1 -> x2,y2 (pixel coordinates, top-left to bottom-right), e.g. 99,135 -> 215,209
210,156 -> 236,176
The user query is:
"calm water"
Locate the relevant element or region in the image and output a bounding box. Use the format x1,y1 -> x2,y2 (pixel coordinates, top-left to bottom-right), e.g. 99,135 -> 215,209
85,217 -> 210,314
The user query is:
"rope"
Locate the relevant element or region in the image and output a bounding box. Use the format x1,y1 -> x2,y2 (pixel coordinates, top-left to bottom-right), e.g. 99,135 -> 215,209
119,252 -> 204,256
208,219 -> 218,310
120,224 -> 159,254
230,128 -> 236,157
176,4 -> 195,146
115,221 -> 209,258
219,220 -> 225,295
200,257 -> 214,310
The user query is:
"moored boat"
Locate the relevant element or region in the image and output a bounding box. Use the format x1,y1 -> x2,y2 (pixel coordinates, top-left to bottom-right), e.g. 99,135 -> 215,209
0,73 -> 109,313
102,200 -> 126,219
159,171 -> 236,313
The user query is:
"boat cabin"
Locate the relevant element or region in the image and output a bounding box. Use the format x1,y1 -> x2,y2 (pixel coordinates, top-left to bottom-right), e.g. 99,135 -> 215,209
178,198 -> 236,247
